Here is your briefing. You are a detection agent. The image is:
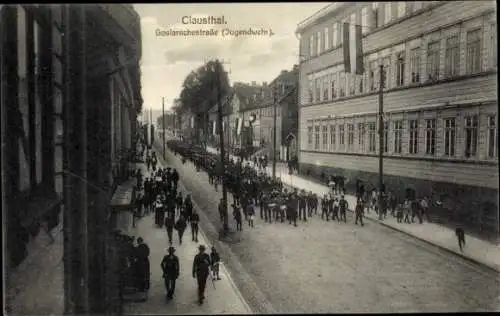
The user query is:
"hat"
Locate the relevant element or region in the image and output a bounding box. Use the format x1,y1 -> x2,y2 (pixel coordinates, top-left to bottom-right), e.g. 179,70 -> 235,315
198,244 -> 206,251
168,246 -> 175,253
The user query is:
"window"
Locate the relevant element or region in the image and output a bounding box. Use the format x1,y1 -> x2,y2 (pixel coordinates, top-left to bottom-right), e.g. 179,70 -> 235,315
314,126 -> 320,149
347,124 -> 354,149
331,73 -> 337,99
397,2 -> 406,18
307,126 -> 313,146
349,74 -> 356,95
330,125 -> 336,149
383,121 -> 389,153
427,41 -> 440,80
308,77 -> 313,103
323,75 -> 329,100
322,125 -> 328,149
332,23 -> 338,47
368,122 -> 376,152
384,2 -> 392,25
358,75 -> 364,93
381,57 -> 390,89
339,71 -> 346,97
410,48 -> 421,83
369,60 -> 377,91
425,119 -> 436,155
310,35 -> 314,57
464,116 -> 478,157
372,3 -> 380,29
315,78 -> 321,102
409,119 -> 418,154
396,52 -> 405,87
358,123 -> 366,151
466,29 -> 482,74
317,31 -> 322,56
394,120 -> 403,154
487,115 -> 497,158
339,124 -> 345,148
444,118 -> 456,156
445,36 -> 460,77
324,27 -> 329,51
361,7 -> 368,34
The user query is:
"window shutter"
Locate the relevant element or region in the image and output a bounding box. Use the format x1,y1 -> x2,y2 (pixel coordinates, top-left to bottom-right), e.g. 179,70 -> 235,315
378,3 -> 385,26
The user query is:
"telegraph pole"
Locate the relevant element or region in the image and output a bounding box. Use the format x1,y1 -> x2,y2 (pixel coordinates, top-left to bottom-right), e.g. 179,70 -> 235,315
272,83 -> 278,179
162,98 -> 166,159
215,61 -> 229,232
378,64 -> 385,220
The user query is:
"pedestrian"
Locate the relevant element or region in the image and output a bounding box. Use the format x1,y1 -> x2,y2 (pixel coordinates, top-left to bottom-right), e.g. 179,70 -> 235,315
191,211 -> 200,242
210,246 -> 221,280
165,212 -> 175,245
161,246 -> 179,300
420,196 -> 431,222
321,195 -> 329,221
246,202 -> 255,228
192,244 -> 211,305
218,198 -> 227,224
298,191 -> 307,221
154,197 -> 163,227
403,199 -> 411,223
455,226 -> 466,252
175,214 -> 187,245
134,237 -> 151,296
232,203 -> 243,231
396,204 -> 404,223
355,199 -> 364,226
339,195 -> 348,223
331,196 -> 340,222
133,193 -> 143,227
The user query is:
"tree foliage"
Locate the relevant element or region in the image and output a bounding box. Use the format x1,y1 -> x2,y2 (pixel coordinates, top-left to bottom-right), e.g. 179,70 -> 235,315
178,60 -> 231,129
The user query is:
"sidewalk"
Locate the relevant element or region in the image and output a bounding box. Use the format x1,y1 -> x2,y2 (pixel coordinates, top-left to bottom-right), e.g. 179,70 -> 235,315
205,145 -> 500,273
123,157 -> 253,315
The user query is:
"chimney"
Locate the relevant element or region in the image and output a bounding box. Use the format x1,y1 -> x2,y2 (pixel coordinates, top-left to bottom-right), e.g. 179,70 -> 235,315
251,81 -> 256,86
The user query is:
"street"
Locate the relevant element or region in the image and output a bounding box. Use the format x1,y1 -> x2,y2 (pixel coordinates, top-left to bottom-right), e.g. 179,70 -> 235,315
161,142 -> 499,313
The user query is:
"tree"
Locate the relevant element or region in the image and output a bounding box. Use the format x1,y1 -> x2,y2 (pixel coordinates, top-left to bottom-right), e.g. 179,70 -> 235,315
178,60 -> 231,144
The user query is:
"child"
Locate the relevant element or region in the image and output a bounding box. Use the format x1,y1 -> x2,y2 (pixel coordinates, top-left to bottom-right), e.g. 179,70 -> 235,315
210,246 -> 221,280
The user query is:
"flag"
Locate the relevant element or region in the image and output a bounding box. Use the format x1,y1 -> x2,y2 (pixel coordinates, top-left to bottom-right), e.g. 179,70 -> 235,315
212,121 -> 216,135
190,116 -> 194,128
343,22 -> 364,75
237,117 -> 243,135
222,120 -> 225,132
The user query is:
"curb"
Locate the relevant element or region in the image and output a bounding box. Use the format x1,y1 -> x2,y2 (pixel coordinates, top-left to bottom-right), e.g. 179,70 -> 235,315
368,216 -> 500,273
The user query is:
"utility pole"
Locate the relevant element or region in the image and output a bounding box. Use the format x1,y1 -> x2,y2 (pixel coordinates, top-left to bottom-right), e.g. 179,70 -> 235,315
378,64 -> 385,221
162,98 -> 166,159
215,61 -> 229,232
272,83 -> 278,179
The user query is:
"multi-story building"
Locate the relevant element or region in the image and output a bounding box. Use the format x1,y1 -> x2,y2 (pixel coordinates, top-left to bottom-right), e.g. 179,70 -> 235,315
296,1 -> 497,238
1,4 -> 142,314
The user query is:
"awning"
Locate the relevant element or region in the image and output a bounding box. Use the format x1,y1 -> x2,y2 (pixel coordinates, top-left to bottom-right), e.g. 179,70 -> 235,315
109,179 -> 136,211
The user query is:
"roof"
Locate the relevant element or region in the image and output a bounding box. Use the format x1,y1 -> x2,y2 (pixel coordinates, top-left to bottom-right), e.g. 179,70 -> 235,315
295,3 -> 349,35
233,82 -> 269,111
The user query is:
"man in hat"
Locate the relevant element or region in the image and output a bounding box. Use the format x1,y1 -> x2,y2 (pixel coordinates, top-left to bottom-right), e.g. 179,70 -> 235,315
161,246 -> 179,300
192,244 -> 212,305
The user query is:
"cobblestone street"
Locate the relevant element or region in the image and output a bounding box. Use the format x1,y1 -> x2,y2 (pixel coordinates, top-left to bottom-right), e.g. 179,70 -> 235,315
163,142 -> 500,313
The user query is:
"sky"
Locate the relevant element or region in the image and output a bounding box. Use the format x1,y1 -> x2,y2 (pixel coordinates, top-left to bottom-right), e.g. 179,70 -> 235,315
134,2 -> 328,121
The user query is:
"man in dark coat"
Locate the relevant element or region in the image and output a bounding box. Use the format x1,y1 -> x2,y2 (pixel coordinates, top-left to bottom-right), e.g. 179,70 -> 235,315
165,212 -> 175,245
161,246 -> 179,300
192,245 -> 212,305
190,211 -> 200,242
134,237 -> 150,294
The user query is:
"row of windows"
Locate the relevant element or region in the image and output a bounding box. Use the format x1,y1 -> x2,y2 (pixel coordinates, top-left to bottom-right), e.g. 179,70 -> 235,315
306,114 -> 498,159
305,23 -> 496,104
308,1 -> 436,58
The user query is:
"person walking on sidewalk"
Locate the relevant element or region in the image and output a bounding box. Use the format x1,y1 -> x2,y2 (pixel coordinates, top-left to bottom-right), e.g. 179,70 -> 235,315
219,198 -> 227,224
161,246 -> 179,301
191,211 -> 200,242
184,195 -> 194,221
321,195 -> 329,221
455,226 -> 466,252
232,203 -> 243,231
403,199 -> 412,224
420,196 -> 431,222
339,196 -> 348,223
298,191 -> 307,222
176,192 -> 183,217
210,246 -> 221,280
355,199 -> 365,226
134,237 -> 151,296
165,212 -> 175,245
246,202 -> 255,228
175,214 -> 187,245
192,245 -> 211,305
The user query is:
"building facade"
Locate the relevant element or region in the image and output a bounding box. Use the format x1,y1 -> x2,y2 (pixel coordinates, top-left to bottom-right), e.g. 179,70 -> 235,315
296,1 -> 498,238
1,4 -> 142,314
